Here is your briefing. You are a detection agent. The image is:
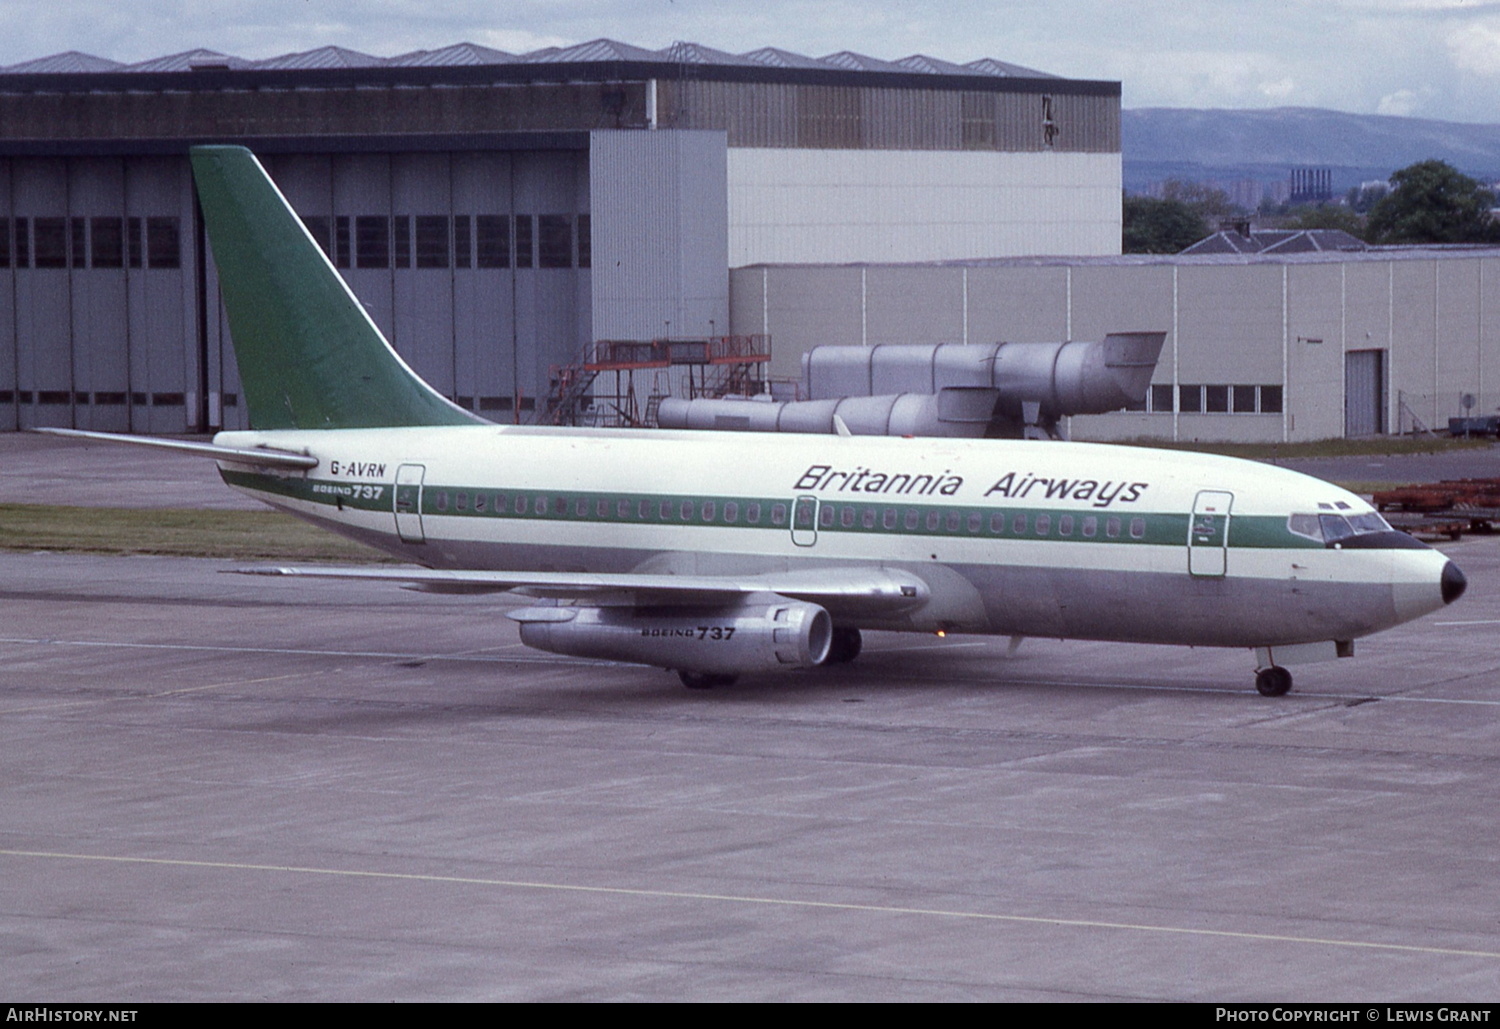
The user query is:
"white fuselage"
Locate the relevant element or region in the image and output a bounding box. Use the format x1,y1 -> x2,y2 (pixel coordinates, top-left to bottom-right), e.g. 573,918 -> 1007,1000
214,425 -> 1456,649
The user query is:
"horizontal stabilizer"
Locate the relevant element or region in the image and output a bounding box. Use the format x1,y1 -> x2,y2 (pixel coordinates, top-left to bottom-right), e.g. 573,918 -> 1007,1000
31,427 -> 319,470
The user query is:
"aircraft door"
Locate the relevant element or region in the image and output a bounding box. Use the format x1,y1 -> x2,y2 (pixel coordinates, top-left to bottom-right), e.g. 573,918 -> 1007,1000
791,495 -> 819,547
394,463 -> 427,543
1188,490 -> 1233,576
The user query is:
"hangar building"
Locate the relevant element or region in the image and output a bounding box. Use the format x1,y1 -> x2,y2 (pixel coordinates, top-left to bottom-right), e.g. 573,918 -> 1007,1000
0,39 -> 1121,433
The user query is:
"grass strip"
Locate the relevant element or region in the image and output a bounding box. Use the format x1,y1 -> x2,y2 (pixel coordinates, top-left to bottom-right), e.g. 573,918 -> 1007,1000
0,504 -> 389,562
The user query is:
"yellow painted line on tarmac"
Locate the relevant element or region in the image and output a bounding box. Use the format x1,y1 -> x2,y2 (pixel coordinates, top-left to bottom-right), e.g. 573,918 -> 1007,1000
5,847 -> 1498,962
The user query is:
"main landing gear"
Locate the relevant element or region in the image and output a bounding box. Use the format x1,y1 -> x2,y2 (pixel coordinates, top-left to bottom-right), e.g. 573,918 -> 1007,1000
825,627 -> 863,665
1255,665 -> 1293,697
678,671 -> 738,690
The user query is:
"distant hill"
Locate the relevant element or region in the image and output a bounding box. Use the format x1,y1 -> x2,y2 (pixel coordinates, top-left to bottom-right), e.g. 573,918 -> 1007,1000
1122,107 -> 1500,194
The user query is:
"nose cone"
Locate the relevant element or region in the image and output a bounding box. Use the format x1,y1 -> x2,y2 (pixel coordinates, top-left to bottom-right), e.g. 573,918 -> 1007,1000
1442,560 -> 1467,605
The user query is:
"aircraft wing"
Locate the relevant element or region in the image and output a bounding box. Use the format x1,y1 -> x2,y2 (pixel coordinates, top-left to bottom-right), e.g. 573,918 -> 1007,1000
30,427 -> 319,470
234,564 -> 928,616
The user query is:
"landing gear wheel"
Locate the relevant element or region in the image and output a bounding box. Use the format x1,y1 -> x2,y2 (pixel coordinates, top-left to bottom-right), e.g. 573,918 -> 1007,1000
1255,666 -> 1293,697
825,627 -> 863,664
678,671 -> 738,690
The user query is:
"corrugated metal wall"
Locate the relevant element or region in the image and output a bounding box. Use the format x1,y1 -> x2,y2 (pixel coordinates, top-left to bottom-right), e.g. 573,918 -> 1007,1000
589,130 -> 728,341
666,80 -> 1118,153
0,82 -> 651,141
1345,350 -> 1385,436
0,155 -> 197,433
0,149 -> 593,432
726,149 -> 1122,265
223,149 -> 593,429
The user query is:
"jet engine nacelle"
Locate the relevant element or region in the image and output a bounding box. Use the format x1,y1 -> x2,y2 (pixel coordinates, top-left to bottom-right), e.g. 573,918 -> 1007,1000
508,597 -> 833,675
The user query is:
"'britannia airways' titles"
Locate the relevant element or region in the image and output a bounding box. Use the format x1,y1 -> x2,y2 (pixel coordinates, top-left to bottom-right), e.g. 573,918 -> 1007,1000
794,464 -> 1148,509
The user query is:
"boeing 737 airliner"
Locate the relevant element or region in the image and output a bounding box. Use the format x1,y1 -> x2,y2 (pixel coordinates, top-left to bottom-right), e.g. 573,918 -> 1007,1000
40,146 -> 1467,696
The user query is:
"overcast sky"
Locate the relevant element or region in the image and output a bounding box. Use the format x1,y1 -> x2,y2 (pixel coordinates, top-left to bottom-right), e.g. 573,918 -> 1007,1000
2,0 -> 1498,123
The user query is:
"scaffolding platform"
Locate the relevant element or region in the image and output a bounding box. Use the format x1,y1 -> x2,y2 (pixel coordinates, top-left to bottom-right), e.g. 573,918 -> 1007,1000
540,335 -> 771,427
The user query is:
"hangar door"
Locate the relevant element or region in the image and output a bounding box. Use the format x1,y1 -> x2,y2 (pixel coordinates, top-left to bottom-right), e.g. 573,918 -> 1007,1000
1345,349 -> 1386,437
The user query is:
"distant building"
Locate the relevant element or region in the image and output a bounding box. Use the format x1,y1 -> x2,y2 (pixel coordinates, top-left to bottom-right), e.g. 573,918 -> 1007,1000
1289,168 -> 1334,205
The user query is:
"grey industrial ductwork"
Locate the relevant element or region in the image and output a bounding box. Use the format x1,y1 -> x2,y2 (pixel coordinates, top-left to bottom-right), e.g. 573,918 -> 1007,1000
655,331 -> 1166,439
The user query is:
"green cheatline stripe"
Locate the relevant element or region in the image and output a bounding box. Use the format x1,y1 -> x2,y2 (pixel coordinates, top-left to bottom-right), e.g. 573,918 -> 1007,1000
222,470 -> 1323,550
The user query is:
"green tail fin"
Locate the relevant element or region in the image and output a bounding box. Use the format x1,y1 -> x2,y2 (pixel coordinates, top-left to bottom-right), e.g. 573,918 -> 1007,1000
190,145 -> 483,430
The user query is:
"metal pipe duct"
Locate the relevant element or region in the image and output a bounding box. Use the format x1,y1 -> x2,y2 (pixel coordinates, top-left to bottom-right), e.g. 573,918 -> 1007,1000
657,332 -> 1165,438
656,388 -> 999,437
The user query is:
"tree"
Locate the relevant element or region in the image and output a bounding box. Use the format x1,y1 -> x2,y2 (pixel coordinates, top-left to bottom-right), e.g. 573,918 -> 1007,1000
1365,160 -> 1500,245
1284,204 -> 1365,237
1159,179 -> 1239,220
1345,182 -> 1388,214
1122,195 -> 1210,254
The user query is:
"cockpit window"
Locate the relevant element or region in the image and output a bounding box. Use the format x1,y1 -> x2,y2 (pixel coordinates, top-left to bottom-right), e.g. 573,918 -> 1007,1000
1347,512 -> 1390,534
1289,510 -> 1393,543
1319,514 -> 1356,542
1288,513 -> 1322,541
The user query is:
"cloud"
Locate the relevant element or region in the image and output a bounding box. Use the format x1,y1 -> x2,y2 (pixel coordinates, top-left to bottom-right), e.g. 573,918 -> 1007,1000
1259,77 -> 1297,100
1447,17 -> 1500,74
1377,88 -> 1428,115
